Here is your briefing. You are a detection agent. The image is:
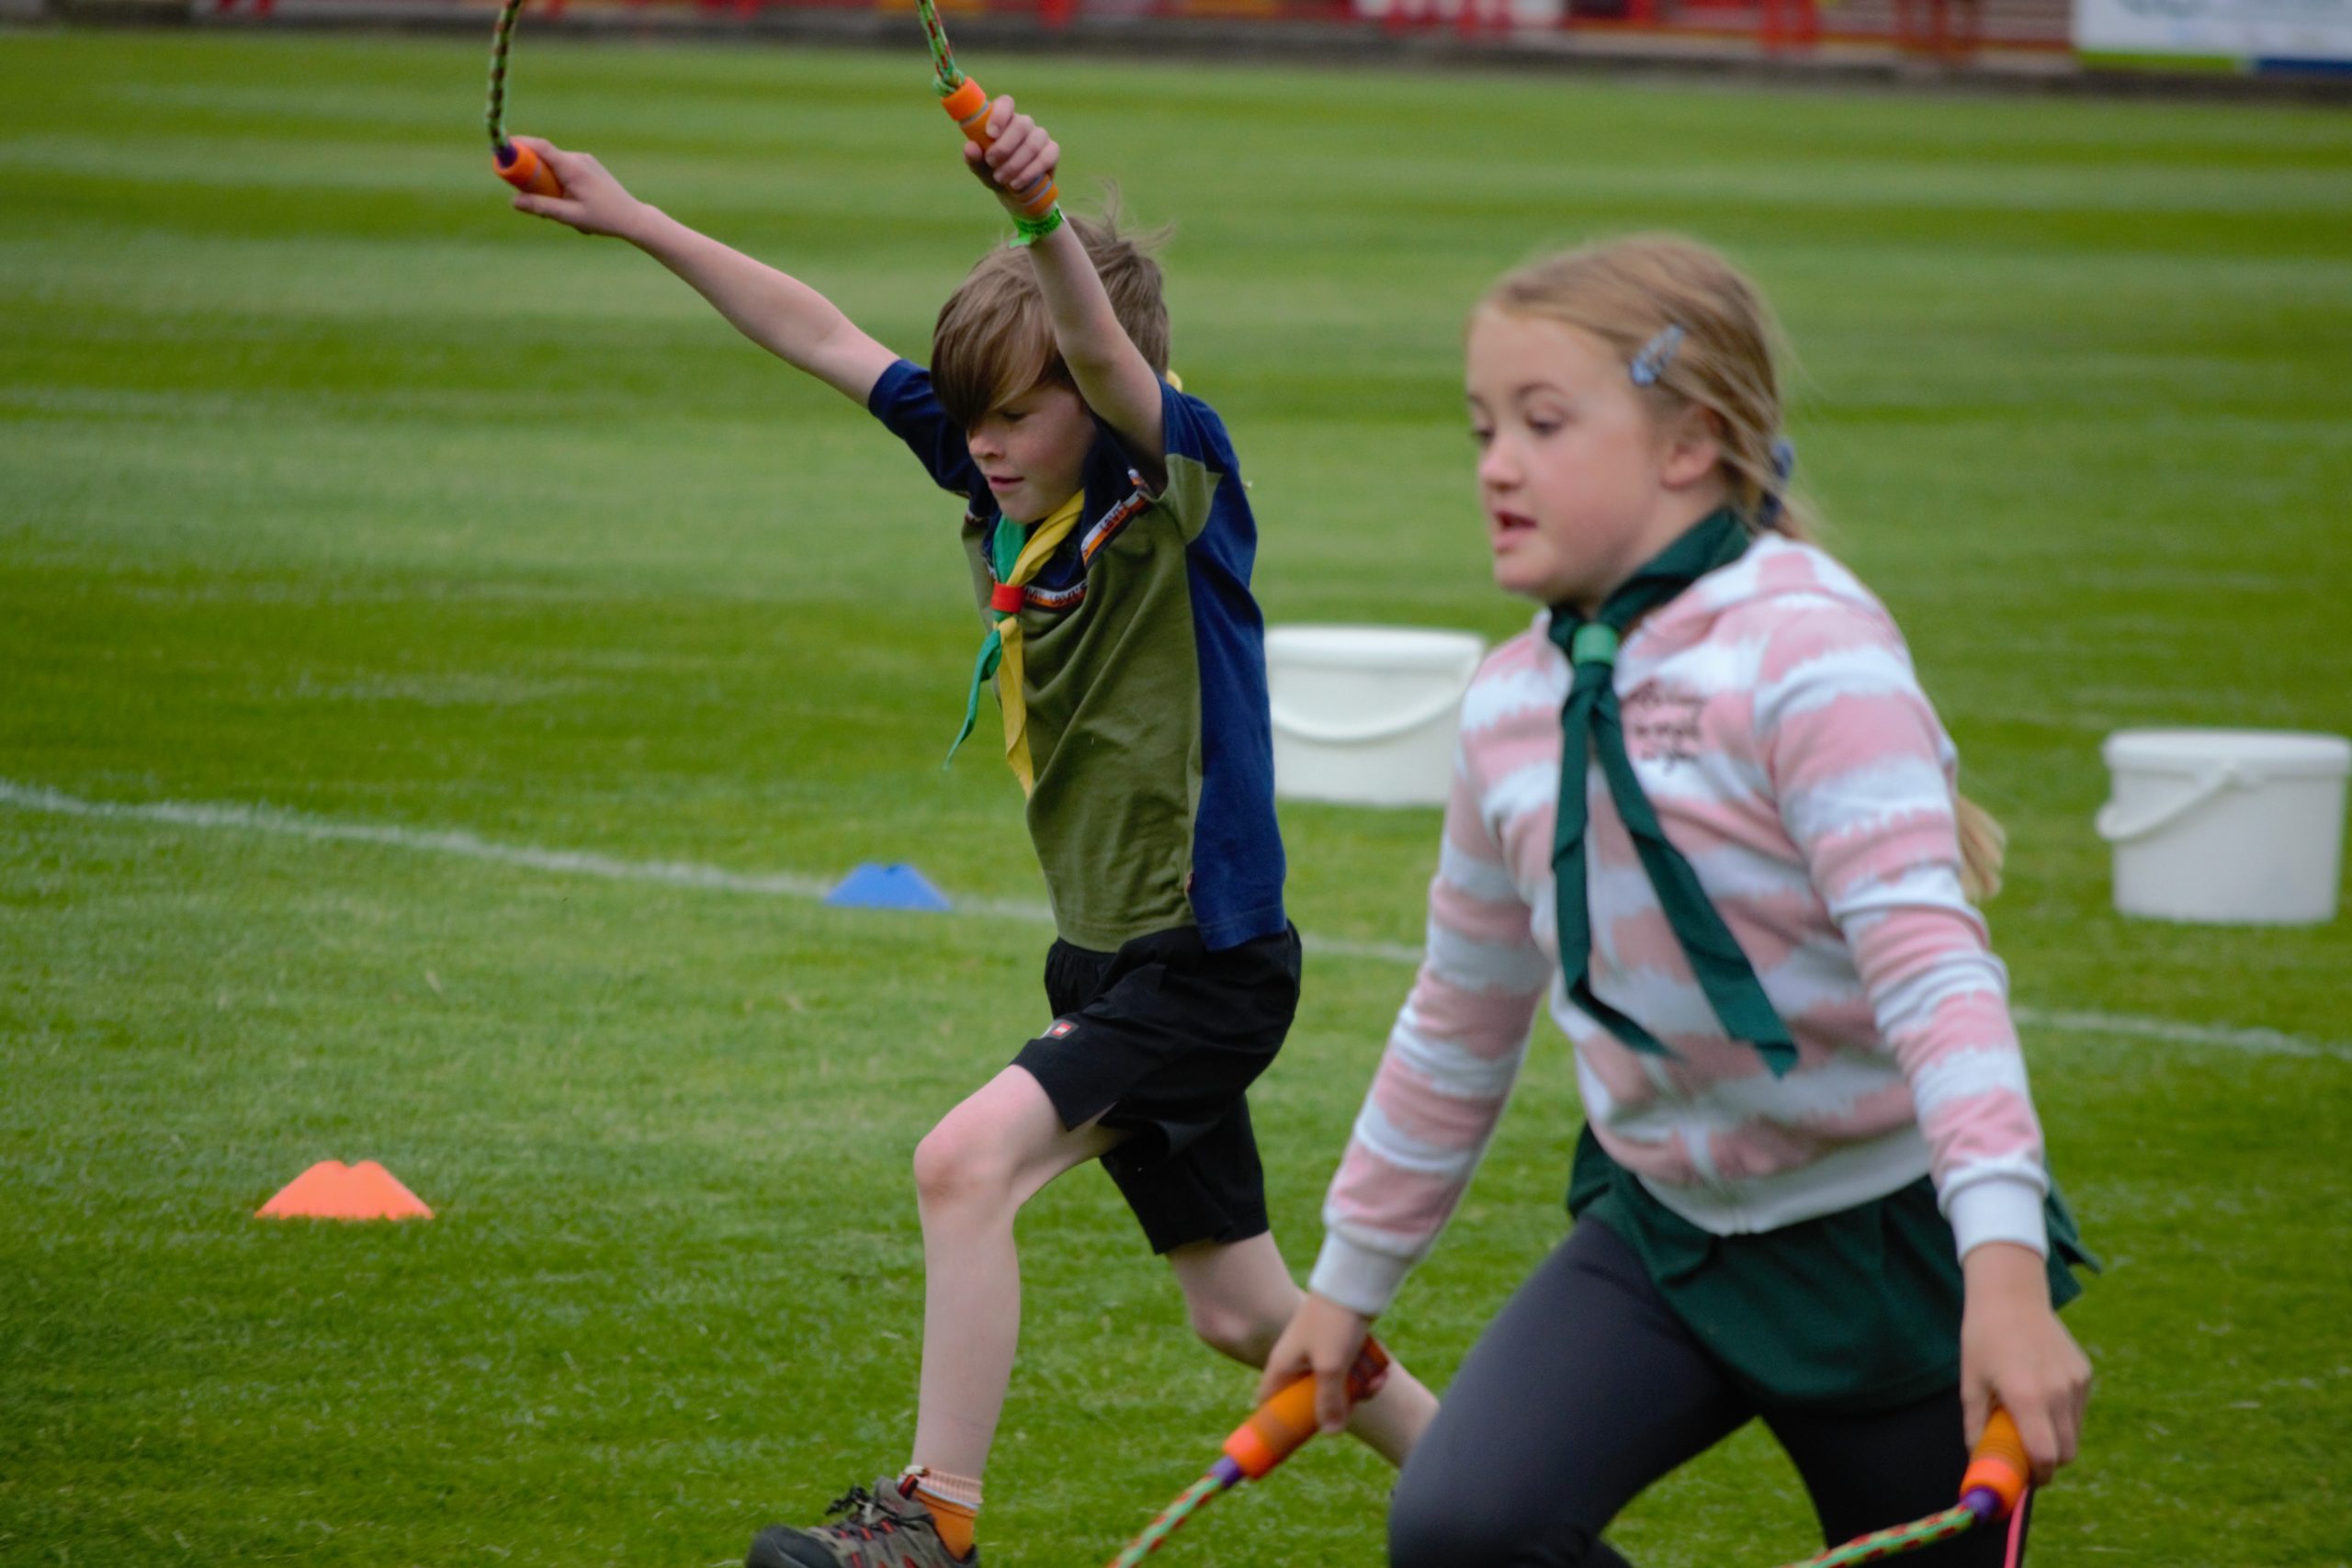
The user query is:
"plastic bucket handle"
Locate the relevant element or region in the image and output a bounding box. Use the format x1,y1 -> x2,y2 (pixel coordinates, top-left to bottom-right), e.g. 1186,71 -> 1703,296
1269,685 -> 1469,747
2094,763 -> 2248,844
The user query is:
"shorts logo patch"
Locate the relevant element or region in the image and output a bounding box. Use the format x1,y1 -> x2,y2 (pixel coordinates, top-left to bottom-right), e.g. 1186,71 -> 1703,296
1046,1018 -> 1079,1038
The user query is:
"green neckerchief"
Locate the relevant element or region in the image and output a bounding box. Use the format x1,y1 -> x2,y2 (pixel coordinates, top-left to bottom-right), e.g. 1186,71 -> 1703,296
1548,507 -> 1797,1077
947,490 -> 1085,794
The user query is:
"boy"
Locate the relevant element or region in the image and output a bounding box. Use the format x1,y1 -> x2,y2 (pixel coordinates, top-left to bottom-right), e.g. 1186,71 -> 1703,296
508,96 -> 1433,1568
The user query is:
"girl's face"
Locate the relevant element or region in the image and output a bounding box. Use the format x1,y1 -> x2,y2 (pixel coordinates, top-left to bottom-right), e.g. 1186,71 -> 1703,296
1465,309 -> 1722,614
967,379 -> 1095,525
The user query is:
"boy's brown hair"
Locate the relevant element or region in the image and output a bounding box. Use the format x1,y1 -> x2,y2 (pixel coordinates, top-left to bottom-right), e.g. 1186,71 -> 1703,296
932,208 -> 1170,431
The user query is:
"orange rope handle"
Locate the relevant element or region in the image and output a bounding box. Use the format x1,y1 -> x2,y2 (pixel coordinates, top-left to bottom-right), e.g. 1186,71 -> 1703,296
494,140 -> 563,197
1220,1337 -> 1392,1481
1960,1406 -> 2030,1519
939,75 -> 1057,220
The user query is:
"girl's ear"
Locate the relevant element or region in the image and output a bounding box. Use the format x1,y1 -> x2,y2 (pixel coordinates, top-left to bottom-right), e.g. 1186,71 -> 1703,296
1658,403 -> 1723,491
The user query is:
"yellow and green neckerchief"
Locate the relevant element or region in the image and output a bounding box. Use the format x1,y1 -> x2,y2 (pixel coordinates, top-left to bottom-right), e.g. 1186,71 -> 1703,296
948,489 -> 1085,795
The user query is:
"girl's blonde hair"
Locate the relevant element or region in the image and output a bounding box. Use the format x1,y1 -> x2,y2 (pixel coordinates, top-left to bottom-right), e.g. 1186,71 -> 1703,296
1481,234 -> 2006,900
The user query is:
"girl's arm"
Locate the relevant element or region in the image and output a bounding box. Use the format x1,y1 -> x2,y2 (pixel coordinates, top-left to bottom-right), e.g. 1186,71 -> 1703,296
1962,1241 -> 2092,1484
1258,747 -> 1551,1432
1756,598 -> 2090,1481
962,102 -> 1169,489
508,138 -> 899,406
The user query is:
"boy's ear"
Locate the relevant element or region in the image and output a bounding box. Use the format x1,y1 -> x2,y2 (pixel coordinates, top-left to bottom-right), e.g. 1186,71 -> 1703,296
1659,404 -> 1724,491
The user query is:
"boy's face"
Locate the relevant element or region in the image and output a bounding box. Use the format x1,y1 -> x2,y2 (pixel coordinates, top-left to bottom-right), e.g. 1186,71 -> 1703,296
966,381 -> 1094,525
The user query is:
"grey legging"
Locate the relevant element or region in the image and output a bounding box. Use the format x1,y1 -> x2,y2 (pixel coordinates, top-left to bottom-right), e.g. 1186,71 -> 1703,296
1389,1219 -> 2026,1568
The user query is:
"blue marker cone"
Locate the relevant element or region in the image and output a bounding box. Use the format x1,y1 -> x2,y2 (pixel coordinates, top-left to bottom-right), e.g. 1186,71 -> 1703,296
824,863 -> 954,913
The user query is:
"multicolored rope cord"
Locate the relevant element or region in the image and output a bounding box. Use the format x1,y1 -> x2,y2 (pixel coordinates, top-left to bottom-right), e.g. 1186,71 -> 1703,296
1107,1469 -> 1228,1567
913,0 -> 966,96
486,0 -> 561,196
1770,1409 -> 2034,1568
1102,1340 -> 1390,1568
1773,1504 -> 1977,1568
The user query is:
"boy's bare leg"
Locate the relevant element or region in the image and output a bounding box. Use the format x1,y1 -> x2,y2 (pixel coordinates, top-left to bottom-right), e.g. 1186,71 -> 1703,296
909,1064 -> 1123,1476
1165,1232 -> 1439,1466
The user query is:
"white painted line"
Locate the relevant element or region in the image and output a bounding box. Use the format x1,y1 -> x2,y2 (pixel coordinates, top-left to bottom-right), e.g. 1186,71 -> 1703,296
2007,1006 -> 2349,1063
1,779 -> 841,901
7,779 -> 2346,1065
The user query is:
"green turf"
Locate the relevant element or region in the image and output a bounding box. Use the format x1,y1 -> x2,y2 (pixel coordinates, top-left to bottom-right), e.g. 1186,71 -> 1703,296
5,28 -> 2351,1567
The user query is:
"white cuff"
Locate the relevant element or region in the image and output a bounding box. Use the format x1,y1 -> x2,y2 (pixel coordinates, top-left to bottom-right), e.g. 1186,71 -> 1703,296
1307,1232 -> 1418,1319
1946,1176 -> 2048,1260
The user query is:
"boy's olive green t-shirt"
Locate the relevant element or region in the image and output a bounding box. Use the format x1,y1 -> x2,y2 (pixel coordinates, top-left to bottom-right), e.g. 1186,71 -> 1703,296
869,360 -> 1288,953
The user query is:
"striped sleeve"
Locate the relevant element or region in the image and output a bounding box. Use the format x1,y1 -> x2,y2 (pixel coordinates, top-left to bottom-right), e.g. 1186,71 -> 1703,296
1753,601 -> 2051,1258
1308,744 -> 1551,1317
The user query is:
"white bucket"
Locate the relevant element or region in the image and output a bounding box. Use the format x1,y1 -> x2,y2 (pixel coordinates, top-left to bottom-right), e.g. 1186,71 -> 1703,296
2096,728 -> 2351,925
1266,625 -> 1486,808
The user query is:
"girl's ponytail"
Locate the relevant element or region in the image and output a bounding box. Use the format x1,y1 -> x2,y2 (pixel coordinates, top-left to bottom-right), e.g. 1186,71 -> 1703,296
1956,795 -> 2007,904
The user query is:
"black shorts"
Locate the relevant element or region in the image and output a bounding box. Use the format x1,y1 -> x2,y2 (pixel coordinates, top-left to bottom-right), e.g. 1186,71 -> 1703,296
1012,922 -> 1303,1255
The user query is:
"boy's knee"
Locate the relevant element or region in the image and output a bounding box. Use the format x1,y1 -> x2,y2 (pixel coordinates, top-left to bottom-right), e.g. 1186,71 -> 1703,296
1183,1296 -> 1283,1367
911,1116 -> 1014,1214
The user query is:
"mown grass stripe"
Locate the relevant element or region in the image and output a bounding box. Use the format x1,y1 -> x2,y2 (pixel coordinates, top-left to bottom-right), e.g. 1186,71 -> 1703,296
9,777 -> 2342,1065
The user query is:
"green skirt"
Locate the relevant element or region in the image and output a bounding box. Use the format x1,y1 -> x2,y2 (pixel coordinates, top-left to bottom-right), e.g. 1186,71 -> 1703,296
1567,1128 -> 2098,1415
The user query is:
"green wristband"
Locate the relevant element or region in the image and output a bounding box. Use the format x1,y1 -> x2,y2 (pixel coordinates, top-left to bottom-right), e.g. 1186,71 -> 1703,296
1009,205 -> 1065,247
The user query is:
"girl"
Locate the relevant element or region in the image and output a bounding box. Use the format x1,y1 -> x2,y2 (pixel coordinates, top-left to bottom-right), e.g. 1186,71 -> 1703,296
1258,236 -> 2093,1567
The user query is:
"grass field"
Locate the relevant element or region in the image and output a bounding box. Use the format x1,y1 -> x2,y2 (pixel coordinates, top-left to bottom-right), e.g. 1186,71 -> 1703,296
5,27 -> 2351,1567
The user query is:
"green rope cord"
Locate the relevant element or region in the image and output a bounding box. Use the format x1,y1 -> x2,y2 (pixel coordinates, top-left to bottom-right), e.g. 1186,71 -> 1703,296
1108,1472 -> 1223,1568
1775,1505 -> 1978,1568
486,0 -> 528,149
912,0 -> 966,96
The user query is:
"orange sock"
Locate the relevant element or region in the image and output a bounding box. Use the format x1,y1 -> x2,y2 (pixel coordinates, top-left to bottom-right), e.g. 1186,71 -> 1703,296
901,1467 -> 981,1560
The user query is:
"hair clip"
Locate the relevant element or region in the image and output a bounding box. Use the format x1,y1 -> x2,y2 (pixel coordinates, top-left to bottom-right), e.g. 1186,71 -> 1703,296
1628,324 -> 1685,388
1757,436 -> 1797,529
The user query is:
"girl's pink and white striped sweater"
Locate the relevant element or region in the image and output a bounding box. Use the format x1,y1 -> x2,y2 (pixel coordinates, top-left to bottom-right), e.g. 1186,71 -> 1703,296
1309,535 -> 2054,1320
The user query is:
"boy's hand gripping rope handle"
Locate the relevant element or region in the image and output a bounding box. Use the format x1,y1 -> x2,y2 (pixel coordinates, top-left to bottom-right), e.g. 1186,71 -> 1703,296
911,0 -> 1057,220
487,0 -> 564,197
1770,1407 -> 2032,1568
496,140 -> 562,197
939,77 -> 1057,220
1104,1338 -> 1391,1568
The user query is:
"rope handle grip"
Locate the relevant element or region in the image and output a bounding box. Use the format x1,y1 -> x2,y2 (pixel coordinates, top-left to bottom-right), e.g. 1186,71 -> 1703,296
1220,1337 -> 1391,1482
494,141 -> 563,197
939,76 -> 1057,220
1960,1406 -> 2030,1521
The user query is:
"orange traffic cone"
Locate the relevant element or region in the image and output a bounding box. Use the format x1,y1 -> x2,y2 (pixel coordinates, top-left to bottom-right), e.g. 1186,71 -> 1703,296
256,1160 -> 434,1222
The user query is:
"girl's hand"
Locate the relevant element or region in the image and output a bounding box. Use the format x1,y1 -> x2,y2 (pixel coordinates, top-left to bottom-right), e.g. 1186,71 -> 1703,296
1257,1292 -> 1381,1437
960,96 -> 1058,213
1960,1241 -> 2092,1485
507,138 -> 652,242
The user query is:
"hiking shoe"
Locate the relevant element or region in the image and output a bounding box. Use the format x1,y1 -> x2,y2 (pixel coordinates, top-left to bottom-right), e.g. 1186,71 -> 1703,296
745,1477 -> 976,1568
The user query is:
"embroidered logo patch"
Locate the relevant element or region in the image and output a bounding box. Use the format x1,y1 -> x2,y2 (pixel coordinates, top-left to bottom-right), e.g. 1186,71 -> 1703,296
1624,683 -> 1706,768
1046,1019 -> 1079,1039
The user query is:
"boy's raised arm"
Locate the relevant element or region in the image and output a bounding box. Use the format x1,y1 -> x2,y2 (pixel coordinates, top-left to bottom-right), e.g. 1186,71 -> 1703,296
964,103 -> 1168,491
508,137 -> 899,407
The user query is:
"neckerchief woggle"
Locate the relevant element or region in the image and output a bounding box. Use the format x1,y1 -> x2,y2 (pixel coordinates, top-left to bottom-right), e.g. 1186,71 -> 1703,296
1548,506 -> 1797,1077
947,489 -> 1086,796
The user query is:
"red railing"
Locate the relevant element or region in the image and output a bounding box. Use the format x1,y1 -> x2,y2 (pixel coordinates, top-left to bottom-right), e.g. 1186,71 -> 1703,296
210,0 -> 2073,61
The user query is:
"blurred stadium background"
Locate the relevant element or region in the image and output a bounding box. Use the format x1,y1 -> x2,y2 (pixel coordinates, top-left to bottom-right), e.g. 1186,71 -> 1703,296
3,9 -> 2347,1568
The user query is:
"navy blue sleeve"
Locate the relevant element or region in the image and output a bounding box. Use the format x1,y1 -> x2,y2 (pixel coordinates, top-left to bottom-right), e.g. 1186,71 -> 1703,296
867,358 -> 984,502
1159,381 -> 1237,475
1089,380 -> 1237,481
1087,379 -> 1238,544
